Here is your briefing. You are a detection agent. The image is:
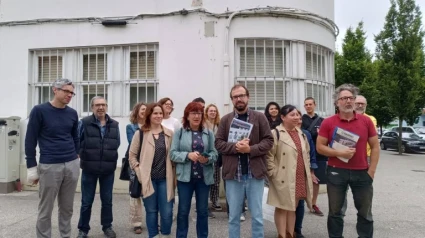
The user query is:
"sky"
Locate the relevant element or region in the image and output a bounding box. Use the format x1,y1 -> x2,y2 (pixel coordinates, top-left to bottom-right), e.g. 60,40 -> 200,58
335,0 -> 425,53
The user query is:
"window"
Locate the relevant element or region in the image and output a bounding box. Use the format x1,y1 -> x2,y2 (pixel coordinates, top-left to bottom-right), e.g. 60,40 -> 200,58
236,39 -> 287,110
306,45 -> 326,80
83,84 -> 108,112
128,46 -> 158,110
129,84 -> 156,109
304,43 -> 333,115
29,44 -> 159,116
31,53 -> 64,104
83,54 -> 107,81
305,81 -> 330,114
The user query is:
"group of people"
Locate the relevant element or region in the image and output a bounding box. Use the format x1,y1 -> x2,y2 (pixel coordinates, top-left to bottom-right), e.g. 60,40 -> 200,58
25,78 -> 379,238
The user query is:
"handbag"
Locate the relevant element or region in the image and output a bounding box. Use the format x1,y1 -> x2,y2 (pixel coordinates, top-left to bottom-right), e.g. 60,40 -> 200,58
129,130 -> 144,198
119,143 -> 132,181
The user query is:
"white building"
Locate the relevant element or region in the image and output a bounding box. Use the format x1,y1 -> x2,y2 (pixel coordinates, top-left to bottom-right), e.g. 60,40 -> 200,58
0,0 -> 337,191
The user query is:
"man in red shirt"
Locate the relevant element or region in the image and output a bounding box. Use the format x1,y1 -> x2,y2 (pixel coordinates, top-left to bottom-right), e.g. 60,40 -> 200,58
317,84 -> 379,238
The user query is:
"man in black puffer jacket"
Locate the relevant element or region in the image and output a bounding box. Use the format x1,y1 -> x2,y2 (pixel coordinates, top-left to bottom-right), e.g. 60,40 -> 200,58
77,96 -> 120,238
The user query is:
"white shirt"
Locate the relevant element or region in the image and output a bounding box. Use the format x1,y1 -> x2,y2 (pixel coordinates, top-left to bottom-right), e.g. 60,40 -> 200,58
161,116 -> 182,132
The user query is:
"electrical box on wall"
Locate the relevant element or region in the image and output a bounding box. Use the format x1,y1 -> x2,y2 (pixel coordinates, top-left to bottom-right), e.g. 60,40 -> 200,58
0,116 -> 21,193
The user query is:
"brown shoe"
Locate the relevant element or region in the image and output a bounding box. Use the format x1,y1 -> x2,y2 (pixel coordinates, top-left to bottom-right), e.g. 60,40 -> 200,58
133,226 -> 142,234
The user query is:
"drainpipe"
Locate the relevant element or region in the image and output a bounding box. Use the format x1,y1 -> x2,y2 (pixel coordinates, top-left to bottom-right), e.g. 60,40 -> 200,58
223,11 -> 240,113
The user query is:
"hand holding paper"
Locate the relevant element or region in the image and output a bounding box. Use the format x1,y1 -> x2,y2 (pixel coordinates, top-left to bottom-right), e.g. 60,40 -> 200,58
338,148 -> 356,160
330,127 -> 359,163
236,138 -> 250,153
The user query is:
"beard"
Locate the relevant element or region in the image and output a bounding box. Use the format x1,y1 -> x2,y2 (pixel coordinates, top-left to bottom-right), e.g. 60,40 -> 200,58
234,102 -> 247,112
355,108 -> 365,114
340,105 -> 354,113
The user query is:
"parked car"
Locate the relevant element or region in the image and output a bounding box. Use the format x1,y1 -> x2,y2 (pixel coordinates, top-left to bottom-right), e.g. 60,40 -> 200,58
380,131 -> 425,153
414,127 -> 425,135
389,126 -> 425,139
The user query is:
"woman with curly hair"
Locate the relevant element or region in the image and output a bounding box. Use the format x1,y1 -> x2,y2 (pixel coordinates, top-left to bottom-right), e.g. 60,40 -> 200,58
126,102 -> 147,234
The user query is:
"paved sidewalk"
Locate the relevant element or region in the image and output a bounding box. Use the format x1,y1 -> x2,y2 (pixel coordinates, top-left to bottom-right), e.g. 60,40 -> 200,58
1,150 -> 424,237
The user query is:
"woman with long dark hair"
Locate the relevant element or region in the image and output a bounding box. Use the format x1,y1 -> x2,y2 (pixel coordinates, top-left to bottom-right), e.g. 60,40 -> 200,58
264,102 -> 282,129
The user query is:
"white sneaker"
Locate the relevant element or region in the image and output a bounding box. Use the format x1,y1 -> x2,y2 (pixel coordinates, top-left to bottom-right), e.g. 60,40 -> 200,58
240,214 -> 246,221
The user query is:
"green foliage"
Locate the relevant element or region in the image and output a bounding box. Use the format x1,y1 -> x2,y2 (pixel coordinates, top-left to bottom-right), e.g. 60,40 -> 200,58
335,22 -> 372,87
335,22 -> 396,127
375,0 -> 425,153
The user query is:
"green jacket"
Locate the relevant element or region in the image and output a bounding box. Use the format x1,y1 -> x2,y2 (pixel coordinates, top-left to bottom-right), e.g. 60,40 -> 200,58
170,127 -> 218,185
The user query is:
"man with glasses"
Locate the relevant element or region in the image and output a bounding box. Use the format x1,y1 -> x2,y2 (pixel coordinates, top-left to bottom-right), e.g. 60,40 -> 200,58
355,95 -> 377,163
215,84 -> 273,238
316,84 -> 379,238
76,96 -> 120,238
25,78 -> 80,238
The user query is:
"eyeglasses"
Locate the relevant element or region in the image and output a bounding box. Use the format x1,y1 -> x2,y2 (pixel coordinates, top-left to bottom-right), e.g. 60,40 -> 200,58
94,103 -> 107,107
189,112 -> 203,116
355,102 -> 366,106
338,96 -> 356,102
57,88 -> 76,97
231,94 -> 247,100
164,103 -> 173,107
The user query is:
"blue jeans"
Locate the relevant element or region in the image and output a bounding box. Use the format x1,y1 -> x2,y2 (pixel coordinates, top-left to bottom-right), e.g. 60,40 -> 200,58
78,171 -> 114,233
142,179 -> 174,238
176,178 -> 210,238
225,176 -> 264,238
327,167 -> 374,238
295,200 -> 305,233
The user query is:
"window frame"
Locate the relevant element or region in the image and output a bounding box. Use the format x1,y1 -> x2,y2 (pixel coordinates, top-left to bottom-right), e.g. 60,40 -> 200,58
124,44 -> 159,113
28,43 -> 159,117
234,39 -> 290,111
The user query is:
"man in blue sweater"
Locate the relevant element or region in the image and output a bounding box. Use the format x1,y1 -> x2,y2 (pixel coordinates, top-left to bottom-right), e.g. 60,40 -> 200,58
76,96 -> 120,238
25,78 -> 80,238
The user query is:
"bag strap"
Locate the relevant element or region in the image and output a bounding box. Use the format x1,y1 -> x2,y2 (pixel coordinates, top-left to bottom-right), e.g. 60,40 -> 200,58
307,116 -> 321,132
274,128 -> 280,140
136,130 -> 144,162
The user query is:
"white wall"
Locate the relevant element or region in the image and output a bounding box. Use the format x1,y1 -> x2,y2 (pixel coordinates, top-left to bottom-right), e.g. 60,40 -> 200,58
0,0 -> 334,22
0,0 -> 336,181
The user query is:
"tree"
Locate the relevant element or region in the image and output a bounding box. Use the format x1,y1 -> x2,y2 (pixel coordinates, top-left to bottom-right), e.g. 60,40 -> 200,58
335,21 -> 372,87
335,22 -> 396,130
360,60 -> 396,132
375,0 -> 425,154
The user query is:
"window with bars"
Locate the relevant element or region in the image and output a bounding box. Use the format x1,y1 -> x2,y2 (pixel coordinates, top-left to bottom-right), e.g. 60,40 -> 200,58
128,49 -> 157,110
305,44 -> 332,114
83,54 -> 107,81
306,44 -> 326,80
236,39 -> 287,110
29,44 -> 159,116
305,81 -> 331,114
35,55 -> 64,104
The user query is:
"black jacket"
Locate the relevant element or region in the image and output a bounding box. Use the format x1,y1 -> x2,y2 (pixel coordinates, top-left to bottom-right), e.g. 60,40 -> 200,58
79,114 -> 120,174
302,113 -> 327,161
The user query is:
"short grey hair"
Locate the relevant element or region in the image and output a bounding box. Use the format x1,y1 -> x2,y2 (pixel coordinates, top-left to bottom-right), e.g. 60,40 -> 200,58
90,96 -> 107,107
52,78 -> 74,89
333,83 -> 359,104
356,95 -> 367,104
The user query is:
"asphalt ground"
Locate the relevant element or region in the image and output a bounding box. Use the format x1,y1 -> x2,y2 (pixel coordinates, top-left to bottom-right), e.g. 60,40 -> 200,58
1,150 -> 424,237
